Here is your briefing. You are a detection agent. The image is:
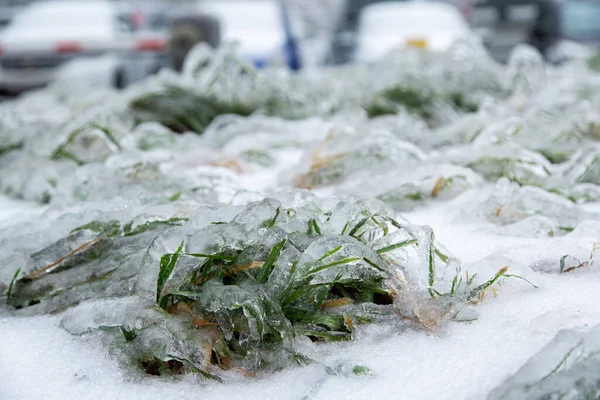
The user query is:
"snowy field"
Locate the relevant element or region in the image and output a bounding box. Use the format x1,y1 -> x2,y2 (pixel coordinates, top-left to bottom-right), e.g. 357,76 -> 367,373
2,42 -> 600,399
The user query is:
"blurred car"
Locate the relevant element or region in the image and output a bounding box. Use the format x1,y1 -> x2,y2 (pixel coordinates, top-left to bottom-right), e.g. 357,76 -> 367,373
0,0 -> 168,94
352,1 -> 474,63
196,0 -> 301,70
329,0 -> 478,64
527,0 -> 600,64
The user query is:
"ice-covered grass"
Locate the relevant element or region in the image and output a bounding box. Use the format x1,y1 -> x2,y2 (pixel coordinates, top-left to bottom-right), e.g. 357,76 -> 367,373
2,191 -> 600,399
3,41 -> 600,399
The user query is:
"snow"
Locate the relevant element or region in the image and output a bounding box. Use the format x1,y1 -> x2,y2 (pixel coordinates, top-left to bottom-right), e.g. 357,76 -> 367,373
2,189 -> 600,399
0,196 -> 41,227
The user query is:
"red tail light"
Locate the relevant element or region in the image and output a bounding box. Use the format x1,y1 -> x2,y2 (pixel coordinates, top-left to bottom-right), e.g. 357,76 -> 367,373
55,41 -> 82,54
136,38 -> 166,52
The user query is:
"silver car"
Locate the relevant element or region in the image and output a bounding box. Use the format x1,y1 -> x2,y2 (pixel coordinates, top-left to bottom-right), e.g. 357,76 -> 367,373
0,0 -> 168,94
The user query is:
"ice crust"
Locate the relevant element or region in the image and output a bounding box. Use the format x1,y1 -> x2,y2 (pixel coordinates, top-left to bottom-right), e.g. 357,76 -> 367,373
2,41 -> 600,398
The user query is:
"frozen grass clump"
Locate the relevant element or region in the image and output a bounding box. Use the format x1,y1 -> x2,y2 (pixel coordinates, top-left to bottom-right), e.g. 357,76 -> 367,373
1,193 -> 535,379
475,178 -> 599,236
6,37 -> 600,394
489,324 -> 600,400
5,40 -> 600,210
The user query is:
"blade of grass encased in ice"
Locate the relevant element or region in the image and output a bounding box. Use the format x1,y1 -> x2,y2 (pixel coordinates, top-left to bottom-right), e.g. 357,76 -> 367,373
435,248 -> 449,263
376,239 -> 418,254
371,216 -> 388,236
282,281 -> 338,306
467,271 -> 477,286
362,257 -> 386,273
156,240 -> 184,303
540,340 -> 583,382
258,239 -> 287,283
348,217 -> 369,238
307,218 -> 321,236
6,268 -> 21,300
340,222 -> 350,235
261,207 -> 281,229
450,274 -> 458,296
427,230 -> 436,298
278,260 -> 299,303
316,245 -> 343,262
305,257 -> 361,277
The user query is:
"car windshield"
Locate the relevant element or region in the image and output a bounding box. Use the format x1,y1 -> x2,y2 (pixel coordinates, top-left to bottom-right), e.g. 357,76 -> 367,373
560,1 -> 600,41
358,3 -> 468,36
10,2 -> 113,29
200,1 -> 282,37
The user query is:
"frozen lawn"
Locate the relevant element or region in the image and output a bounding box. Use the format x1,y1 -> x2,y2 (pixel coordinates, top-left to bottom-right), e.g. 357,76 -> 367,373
2,191 -> 600,399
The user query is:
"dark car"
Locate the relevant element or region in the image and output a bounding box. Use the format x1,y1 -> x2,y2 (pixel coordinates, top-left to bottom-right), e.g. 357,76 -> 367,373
528,0 -> 600,63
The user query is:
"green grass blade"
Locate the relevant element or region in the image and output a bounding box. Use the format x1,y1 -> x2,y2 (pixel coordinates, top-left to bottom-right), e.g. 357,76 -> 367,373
340,222 -> 350,235
305,257 -> 361,277
450,274 -> 458,296
540,340 -> 583,382
258,239 -> 287,283
362,257 -> 386,273
317,246 -> 343,262
282,281 -> 332,306
559,255 -> 570,273
348,218 -> 369,238
371,216 -> 388,236
434,248 -> 449,263
120,326 -> 137,342
168,191 -> 182,202
261,207 -> 281,229
376,239 -> 418,254
307,218 -> 321,236
427,231 -> 436,297
278,261 -> 299,303
6,268 -> 21,299
504,274 -> 539,289
466,272 -> 477,286
468,266 -> 508,300
156,240 -> 184,304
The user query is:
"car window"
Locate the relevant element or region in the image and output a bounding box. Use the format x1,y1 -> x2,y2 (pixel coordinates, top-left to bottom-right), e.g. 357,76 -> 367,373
358,3 -> 468,36
200,1 -> 283,37
11,2 -> 113,28
560,1 -> 600,41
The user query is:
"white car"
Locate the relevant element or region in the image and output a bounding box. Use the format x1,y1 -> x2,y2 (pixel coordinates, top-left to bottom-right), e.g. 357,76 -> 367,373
0,0 -> 168,94
353,1 -> 474,63
197,0 -> 301,69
